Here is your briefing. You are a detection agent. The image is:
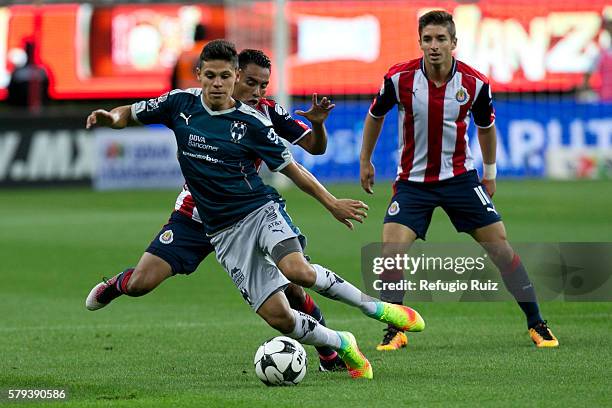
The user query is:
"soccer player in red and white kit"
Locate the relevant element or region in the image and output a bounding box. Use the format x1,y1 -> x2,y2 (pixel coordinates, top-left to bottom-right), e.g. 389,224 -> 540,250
360,10 -> 558,349
86,49 -> 349,371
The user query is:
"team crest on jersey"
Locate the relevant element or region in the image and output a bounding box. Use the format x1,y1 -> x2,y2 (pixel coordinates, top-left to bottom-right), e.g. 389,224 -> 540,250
388,201 -> 400,216
159,230 -> 174,244
455,87 -> 469,105
230,121 -> 247,143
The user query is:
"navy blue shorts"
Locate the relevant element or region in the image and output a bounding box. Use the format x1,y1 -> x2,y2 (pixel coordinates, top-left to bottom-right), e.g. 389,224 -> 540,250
383,170 -> 502,240
146,211 -> 214,275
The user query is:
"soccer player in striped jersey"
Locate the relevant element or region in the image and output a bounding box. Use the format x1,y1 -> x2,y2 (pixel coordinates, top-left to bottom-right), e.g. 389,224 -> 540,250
85,49 -> 345,371
86,39 -> 426,379
360,10 -> 558,349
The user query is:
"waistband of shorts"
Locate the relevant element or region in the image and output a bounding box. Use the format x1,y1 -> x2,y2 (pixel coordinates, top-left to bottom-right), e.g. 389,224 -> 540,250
206,200 -> 277,238
396,169 -> 477,187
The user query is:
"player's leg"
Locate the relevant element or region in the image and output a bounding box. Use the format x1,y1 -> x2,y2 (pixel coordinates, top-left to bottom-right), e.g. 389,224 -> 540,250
257,290 -> 372,379
376,222 -> 418,350
442,170 -> 558,347
86,211 -> 212,310
273,241 -> 425,333
373,180 -> 436,350
284,283 -> 345,371
210,208 -> 372,379
470,222 -> 558,347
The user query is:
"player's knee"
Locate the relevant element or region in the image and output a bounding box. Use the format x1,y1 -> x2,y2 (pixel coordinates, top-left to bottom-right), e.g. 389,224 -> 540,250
285,283 -> 307,309
485,236 -> 514,267
263,309 -> 295,334
281,258 -> 316,287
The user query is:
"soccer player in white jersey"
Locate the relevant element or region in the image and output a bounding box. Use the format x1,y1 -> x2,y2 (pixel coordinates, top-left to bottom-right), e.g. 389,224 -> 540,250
86,49 -> 349,371
86,39 -> 426,379
360,10 -> 558,349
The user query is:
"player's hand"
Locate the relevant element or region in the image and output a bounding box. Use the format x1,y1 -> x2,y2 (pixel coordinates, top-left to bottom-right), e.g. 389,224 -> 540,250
360,160 -> 375,194
295,93 -> 335,125
330,199 -> 369,230
481,178 -> 496,197
86,109 -> 116,129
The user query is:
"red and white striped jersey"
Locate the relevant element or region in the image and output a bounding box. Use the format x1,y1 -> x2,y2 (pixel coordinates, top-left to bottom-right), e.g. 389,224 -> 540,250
370,58 -> 495,183
174,97 -> 311,223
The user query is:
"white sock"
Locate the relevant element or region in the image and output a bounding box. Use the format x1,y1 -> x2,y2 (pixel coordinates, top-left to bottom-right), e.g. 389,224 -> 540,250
288,309 -> 341,349
310,264 -> 378,315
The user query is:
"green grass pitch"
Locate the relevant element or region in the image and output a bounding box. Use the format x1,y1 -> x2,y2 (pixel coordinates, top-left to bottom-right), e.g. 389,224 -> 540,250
1,180 -> 611,407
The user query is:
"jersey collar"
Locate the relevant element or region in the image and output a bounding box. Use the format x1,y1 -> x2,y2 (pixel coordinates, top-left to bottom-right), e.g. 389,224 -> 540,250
419,57 -> 457,83
200,94 -> 239,115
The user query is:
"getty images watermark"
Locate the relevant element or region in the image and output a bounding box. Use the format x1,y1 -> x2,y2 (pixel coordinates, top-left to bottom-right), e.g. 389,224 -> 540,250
361,243 -> 612,302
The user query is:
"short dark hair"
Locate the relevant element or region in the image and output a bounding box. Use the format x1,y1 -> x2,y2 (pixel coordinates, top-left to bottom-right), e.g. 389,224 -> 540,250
238,49 -> 272,71
418,10 -> 456,39
199,39 -> 238,68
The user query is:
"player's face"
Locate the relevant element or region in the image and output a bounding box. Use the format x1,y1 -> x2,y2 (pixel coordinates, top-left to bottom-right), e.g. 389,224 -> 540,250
197,60 -> 237,110
234,63 -> 271,107
419,24 -> 456,67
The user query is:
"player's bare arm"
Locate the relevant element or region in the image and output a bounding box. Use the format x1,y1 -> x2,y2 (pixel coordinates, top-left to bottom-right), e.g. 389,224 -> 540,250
359,114 -> 385,194
86,105 -> 139,130
478,125 -> 498,197
295,93 -> 335,154
280,161 -> 368,230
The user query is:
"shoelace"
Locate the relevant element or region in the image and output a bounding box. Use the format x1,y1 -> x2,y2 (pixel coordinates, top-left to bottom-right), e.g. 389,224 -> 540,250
381,327 -> 400,345
534,320 -> 553,340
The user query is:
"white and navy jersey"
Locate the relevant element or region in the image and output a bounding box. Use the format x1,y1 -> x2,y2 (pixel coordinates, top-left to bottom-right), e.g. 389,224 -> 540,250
370,58 -> 495,183
174,97 -> 311,223
132,89 -> 293,234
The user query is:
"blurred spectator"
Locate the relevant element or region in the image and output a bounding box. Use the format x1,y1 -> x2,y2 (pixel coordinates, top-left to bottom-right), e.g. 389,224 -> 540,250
171,24 -> 208,90
581,13 -> 612,102
7,40 -> 49,111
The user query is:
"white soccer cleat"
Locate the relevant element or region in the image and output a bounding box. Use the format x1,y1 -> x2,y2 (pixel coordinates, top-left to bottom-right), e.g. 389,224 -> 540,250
85,277 -> 119,311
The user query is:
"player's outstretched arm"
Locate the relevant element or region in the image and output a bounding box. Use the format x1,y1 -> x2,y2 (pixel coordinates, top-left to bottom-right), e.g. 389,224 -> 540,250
295,93 -> 335,155
86,105 -> 139,130
280,162 -> 368,230
477,125 -> 497,197
359,114 -> 384,194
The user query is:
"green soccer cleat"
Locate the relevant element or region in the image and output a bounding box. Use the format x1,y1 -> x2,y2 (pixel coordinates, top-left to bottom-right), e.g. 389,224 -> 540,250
370,302 -> 425,332
336,332 -> 373,379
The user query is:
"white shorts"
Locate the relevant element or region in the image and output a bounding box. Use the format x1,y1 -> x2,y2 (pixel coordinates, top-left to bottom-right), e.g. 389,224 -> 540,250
210,201 -> 300,311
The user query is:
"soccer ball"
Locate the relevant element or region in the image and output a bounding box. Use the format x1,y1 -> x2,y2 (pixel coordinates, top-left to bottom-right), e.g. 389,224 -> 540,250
254,336 -> 307,386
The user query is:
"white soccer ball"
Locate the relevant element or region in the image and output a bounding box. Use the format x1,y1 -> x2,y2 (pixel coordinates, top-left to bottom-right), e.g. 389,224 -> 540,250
254,336 -> 307,386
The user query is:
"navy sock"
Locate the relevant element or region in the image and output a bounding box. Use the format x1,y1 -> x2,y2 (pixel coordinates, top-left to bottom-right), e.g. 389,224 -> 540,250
500,254 -> 543,328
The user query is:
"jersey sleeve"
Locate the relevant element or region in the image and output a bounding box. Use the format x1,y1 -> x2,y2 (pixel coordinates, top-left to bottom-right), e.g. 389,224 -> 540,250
130,91 -> 178,127
471,83 -> 496,128
268,102 -> 311,145
247,126 -> 294,172
369,75 -> 398,118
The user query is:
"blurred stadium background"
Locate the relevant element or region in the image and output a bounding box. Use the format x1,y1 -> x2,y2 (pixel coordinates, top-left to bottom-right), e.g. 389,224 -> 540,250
1,2 -> 611,405
0,0 -> 611,187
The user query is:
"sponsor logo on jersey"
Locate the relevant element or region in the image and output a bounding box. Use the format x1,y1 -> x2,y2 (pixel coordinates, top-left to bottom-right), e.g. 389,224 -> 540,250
159,229 -> 174,244
456,87 -> 469,105
230,121 -> 247,143
388,201 -> 400,216
158,92 -> 169,103
133,101 -> 146,114
267,128 -> 281,144
147,98 -> 159,111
